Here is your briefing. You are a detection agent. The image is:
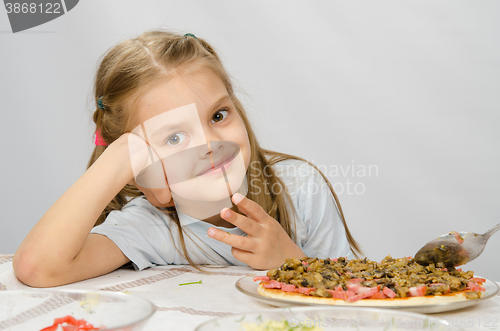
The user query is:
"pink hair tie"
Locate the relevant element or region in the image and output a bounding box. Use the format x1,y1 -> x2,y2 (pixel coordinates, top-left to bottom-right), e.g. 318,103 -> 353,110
94,129 -> 108,146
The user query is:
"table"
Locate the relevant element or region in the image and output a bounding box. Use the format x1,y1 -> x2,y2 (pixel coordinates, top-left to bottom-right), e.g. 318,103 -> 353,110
1,254 -> 499,330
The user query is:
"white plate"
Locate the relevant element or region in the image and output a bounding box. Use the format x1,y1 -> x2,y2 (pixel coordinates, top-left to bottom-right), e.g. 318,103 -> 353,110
235,275 -> 499,314
0,289 -> 155,330
195,306 -> 459,330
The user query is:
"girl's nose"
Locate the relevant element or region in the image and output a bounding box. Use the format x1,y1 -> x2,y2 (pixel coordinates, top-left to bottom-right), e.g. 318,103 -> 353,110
200,126 -> 228,158
197,141 -> 223,160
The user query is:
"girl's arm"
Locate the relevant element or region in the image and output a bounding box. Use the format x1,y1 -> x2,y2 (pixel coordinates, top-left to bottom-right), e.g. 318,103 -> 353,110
13,134 -> 139,287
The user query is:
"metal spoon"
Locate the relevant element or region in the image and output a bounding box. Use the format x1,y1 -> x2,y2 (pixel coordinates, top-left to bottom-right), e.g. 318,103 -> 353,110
414,223 -> 500,268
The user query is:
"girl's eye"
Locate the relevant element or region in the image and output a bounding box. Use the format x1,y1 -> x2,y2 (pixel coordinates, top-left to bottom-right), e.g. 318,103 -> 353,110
165,133 -> 187,146
211,109 -> 228,123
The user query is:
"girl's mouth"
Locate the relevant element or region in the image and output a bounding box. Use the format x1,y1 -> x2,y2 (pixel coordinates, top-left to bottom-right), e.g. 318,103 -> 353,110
198,154 -> 235,177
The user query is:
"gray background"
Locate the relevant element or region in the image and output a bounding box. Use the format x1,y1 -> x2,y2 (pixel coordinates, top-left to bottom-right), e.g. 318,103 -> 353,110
1,1 -> 499,279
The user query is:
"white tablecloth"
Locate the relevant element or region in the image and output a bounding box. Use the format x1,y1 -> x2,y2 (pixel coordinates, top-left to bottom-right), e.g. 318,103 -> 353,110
1,255 -> 499,330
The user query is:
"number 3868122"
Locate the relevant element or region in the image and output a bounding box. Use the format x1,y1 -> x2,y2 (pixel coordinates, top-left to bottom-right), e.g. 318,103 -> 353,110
5,3 -> 62,14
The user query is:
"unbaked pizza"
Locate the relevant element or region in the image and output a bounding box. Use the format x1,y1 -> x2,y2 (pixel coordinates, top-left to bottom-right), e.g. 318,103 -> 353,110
253,256 -> 486,306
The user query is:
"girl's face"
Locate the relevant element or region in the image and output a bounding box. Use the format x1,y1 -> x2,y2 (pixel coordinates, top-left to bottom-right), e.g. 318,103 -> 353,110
129,65 -> 250,211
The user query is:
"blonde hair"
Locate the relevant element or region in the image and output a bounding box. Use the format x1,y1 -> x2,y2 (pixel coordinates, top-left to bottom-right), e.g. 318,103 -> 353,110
88,30 -> 362,267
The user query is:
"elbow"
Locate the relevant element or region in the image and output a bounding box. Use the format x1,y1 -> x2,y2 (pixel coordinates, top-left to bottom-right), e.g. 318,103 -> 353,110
13,252 -> 60,288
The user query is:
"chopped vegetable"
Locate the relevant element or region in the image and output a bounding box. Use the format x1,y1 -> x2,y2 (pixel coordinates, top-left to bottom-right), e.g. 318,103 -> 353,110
409,286 -> 427,297
179,280 -> 202,286
241,318 -> 323,330
450,231 -> 464,244
39,315 -> 100,331
383,286 -> 397,298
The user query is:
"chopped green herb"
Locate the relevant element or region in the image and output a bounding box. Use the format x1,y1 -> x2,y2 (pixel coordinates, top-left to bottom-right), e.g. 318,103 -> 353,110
179,280 -> 202,286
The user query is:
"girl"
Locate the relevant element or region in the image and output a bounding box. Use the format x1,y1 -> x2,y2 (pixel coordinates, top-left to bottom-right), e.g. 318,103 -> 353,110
13,31 -> 361,288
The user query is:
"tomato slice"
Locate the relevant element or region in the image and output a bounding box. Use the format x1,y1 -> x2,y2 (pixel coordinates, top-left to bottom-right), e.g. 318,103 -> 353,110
468,281 -> 486,291
40,325 -> 58,331
470,277 -> 486,284
39,315 -> 100,331
57,315 -> 78,325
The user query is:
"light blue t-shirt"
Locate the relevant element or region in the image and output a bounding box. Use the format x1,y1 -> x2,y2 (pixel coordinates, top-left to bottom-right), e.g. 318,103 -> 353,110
90,159 -> 354,270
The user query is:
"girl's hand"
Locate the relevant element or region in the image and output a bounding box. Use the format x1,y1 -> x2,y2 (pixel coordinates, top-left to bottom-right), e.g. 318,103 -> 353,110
207,193 -> 306,270
125,133 -> 174,208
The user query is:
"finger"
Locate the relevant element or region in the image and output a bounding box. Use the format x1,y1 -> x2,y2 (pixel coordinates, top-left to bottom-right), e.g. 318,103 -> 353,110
231,247 -> 269,270
231,193 -> 269,223
220,208 -> 259,235
230,246 -> 253,265
207,227 -> 254,252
